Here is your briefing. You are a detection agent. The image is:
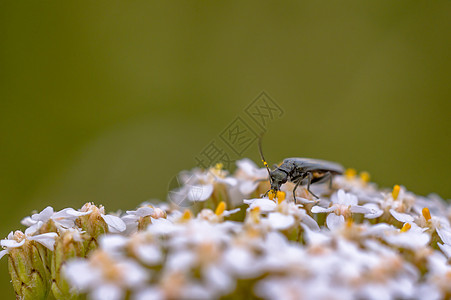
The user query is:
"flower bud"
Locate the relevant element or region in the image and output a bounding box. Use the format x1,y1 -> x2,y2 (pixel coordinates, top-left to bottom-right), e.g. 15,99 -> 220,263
8,233 -> 51,299
50,229 -> 85,299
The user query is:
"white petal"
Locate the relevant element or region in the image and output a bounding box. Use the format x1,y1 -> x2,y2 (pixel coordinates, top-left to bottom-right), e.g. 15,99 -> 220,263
52,208 -> 91,228
133,287 -> 164,300
181,284 -> 214,300
246,198 -> 276,213
121,215 -> 139,235
0,249 -> 8,259
236,158 -> 259,176
21,217 -> 36,227
363,203 -> 383,219
187,184 -> 214,202
147,218 -> 178,235
264,231 -> 289,251
326,213 -> 345,231
383,231 -> 430,249
267,213 -> 295,230
301,224 -> 331,245
122,214 -> 138,225
63,259 -> 100,290
363,223 -> 393,237
51,209 -> 77,228
28,232 -> 58,250
120,260 -> 149,287
243,198 -> 258,205
166,250 -> 196,272
101,214 -> 126,233
239,180 -> 259,195
222,208 -> 241,217
65,208 -> 92,217
92,284 -> 124,300
350,205 -> 375,214
127,207 -> 154,217
436,227 -> 451,245
24,221 -> 43,236
99,235 -> 128,254
389,209 -> 414,223
346,192 -> 359,206
32,206 -> 54,222
1,238 -> 25,248
51,218 -> 75,228
218,177 -> 238,186
294,197 -> 317,204
311,206 -> 335,213
135,244 -> 162,265
204,265 -> 235,294
223,247 -> 259,278
335,190 -> 347,204
438,243 -> 451,259
301,214 -> 320,231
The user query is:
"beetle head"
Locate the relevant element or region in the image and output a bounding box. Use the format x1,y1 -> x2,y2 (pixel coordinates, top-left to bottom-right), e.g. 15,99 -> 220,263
270,169 -> 288,191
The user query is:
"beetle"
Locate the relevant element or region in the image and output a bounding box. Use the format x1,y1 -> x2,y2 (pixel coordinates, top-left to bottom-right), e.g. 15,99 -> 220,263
258,138 -> 344,203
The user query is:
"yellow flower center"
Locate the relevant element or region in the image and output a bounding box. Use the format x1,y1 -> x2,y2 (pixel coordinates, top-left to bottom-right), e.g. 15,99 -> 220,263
345,168 -> 357,179
250,206 -> 261,223
276,191 -> 286,204
392,185 -> 401,200
359,171 -> 370,183
181,209 -> 192,222
215,201 -> 226,216
422,207 -> 431,221
268,190 -> 276,200
400,223 -> 411,232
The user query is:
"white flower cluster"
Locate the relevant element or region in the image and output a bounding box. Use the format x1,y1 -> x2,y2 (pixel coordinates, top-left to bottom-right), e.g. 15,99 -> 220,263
2,159 -> 451,300
1,205 -> 124,259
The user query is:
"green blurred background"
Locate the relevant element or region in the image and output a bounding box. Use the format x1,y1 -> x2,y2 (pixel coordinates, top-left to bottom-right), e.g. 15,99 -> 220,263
1,1 -> 450,297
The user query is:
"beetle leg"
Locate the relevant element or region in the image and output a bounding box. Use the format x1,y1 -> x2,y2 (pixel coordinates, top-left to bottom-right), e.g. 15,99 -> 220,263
325,171 -> 332,189
292,178 -> 303,204
306,172 -> 319,199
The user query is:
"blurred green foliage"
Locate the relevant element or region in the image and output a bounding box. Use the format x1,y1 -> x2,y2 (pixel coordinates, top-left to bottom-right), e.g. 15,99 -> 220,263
1,1 -> 450,297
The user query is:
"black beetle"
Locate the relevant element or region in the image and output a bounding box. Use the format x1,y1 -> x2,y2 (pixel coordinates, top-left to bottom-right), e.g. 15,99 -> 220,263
258,139 -> 344,202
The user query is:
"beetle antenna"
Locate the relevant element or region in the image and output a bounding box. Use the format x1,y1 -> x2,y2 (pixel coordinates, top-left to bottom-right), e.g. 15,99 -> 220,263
258,135 -> 272,183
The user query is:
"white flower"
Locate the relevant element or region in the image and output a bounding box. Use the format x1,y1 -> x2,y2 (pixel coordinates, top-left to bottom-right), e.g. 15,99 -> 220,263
222,246 -> 261,279
265,212 -> 295,230
362,203 -> 384,219
64,251 -> 149,299
234,158 -> 268,195
243,198 -> 277,213
0,230 -> 58,259
383,223 -> 430,250
389,209 -> 415,223
121,206 -> 156,233
436,227 -> 451,258
21,206 -> 92,234
378,185 -> 416,221
146,218 -> 180,236
101,214 -> 126,233
311,189 -> 374,217
169,167 -> 237,205
326,213 -> 345,231
134,287 -> 164,300
134,244 -> 162,266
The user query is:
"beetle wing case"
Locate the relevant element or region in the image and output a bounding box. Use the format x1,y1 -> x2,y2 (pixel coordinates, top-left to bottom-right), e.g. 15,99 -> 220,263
283,158 -> 344,174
